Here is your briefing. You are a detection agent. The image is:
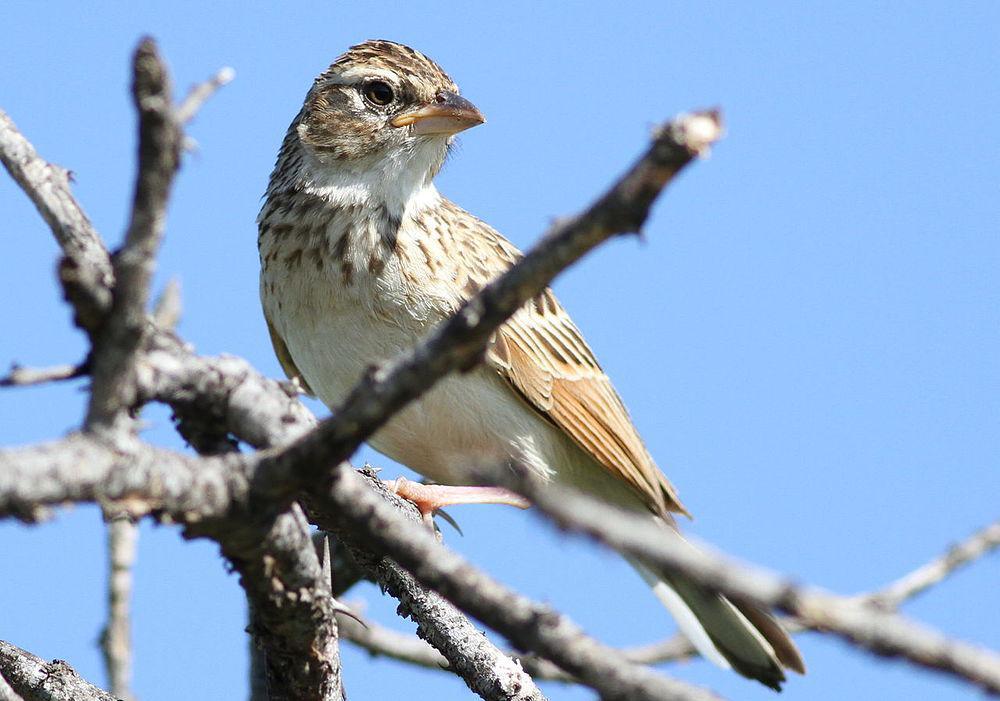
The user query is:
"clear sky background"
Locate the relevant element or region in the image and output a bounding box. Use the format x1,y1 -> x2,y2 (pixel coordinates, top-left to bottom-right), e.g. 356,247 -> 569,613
2,3 -> 998,700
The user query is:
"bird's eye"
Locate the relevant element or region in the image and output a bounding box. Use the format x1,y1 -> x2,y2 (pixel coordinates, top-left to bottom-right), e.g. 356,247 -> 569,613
362,80 -> 394,107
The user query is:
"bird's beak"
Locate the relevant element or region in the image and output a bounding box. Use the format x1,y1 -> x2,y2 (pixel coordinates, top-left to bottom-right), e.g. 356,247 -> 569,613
391,91 -> 485,136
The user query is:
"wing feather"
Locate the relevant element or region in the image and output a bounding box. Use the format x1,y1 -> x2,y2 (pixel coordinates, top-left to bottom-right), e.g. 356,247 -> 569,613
438,201 -> 688,518
265,312 -> 314,395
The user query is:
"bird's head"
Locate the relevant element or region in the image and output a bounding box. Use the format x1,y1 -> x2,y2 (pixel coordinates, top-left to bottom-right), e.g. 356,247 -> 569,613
295,40 -> 484,191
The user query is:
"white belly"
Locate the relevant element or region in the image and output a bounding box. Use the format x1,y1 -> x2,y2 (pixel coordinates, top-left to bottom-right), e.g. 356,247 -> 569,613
293,310 -> 573,484
262,255 -> 569,486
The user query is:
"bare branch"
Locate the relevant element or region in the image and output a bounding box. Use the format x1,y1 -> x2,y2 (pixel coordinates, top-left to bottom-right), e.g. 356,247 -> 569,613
85,37 -> 183,434
343,520 -> 1000,684
339,614 -> 447,670
0,364 -> 83,388
310,474 -> 549,701
0,433 -> 343,700
516,477 -> 1000,694
151,278 -> 182,331
0,110 -> 113,327
176,67 -> 235,124
866,521 -> 1000,610
0,434 -> 241,524
99,518 -> 137,700
316,465 -> 723,701
238,506 -> 343,701
0,674 -> 24,701
138,335 -> 317,451
0,641 -> 116,701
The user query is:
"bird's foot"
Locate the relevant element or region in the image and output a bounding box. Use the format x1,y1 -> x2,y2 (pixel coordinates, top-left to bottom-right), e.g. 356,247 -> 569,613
385,477 -> 531,527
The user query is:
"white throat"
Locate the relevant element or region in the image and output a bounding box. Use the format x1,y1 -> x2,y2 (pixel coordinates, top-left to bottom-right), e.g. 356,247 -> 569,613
296,136 -> 446,219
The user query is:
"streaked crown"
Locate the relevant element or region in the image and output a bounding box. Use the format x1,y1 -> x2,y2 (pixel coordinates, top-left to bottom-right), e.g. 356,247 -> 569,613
320,40 -> 457,95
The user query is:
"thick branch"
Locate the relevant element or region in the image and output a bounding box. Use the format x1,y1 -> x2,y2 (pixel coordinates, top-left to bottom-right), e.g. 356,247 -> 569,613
0,433 -> 342,700
0,433 -> 241,523
236,506 -> 342,701
138,333 -> 317,450
0,642 -> 116,701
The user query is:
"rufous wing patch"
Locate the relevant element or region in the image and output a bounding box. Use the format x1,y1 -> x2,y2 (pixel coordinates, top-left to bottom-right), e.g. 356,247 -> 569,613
486,300 -> 689,519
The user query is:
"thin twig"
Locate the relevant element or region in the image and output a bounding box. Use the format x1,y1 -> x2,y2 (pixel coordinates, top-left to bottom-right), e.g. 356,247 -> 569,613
866,521 -> 1000,610
99,517 -> 137,701
151,278 -> 182,331
0,363 -> 83,388
176,67 -> 235,124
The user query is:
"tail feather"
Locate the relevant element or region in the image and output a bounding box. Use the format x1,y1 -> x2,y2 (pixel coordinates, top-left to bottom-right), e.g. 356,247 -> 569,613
629,543 -> 803,691
728,596 -> 806,675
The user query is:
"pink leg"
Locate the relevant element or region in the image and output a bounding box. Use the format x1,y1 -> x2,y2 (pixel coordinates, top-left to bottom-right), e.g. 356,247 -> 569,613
385,477 -> 531,526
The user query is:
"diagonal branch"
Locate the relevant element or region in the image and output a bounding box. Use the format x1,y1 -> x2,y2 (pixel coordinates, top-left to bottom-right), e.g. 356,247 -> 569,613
0,364 -> 84,388
0,641 -> 116,701
316,464 -> 723,701
515,476 -> 1000,694
865,521 -> 1000,610
177,67 -> 235,124
307,472 -> 548,701
0,111 -> 113,328
340,519 -> 1000,683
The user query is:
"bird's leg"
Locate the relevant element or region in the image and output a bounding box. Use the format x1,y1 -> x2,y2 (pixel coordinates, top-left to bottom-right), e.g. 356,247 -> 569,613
385,477 -> 531,527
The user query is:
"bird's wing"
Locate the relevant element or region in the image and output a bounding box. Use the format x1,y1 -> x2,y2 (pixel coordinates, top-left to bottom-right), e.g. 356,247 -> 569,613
445,203 -> 689,518
265,311 -> 314,395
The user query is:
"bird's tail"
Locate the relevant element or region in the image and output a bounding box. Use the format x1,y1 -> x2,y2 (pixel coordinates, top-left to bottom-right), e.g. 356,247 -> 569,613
628,540 -> 805,691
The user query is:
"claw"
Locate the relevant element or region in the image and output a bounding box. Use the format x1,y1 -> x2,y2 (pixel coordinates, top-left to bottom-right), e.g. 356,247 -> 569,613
385,477 -> 530,529
434,508 -> 464,536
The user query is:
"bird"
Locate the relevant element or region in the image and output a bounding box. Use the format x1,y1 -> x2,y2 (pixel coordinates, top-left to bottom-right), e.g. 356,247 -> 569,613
258,39 -> 805,689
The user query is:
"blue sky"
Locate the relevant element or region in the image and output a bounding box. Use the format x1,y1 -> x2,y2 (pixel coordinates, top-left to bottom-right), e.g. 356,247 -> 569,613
2,2 -> 998,700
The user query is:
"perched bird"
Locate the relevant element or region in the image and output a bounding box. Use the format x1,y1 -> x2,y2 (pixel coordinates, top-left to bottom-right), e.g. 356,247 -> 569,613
259,39 -> 805,689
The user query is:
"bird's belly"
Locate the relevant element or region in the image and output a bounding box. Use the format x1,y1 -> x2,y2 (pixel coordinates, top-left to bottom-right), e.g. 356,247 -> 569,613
264,266 -> 646,509
269,286 -> 560,485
